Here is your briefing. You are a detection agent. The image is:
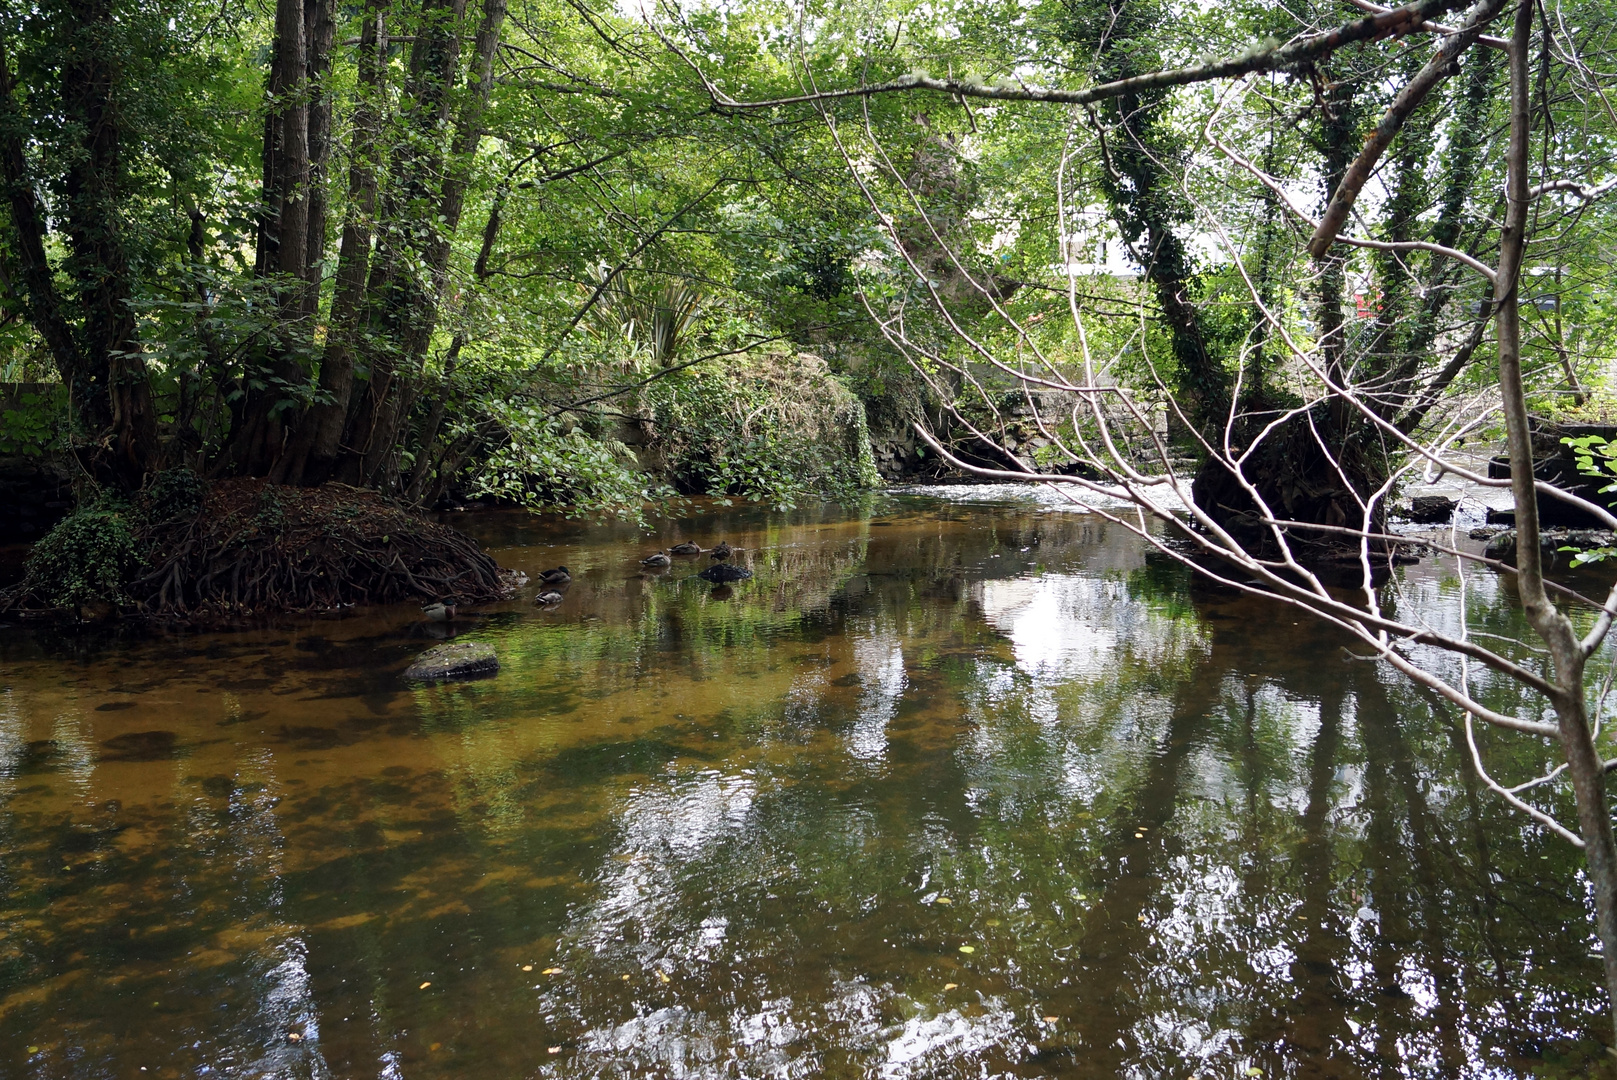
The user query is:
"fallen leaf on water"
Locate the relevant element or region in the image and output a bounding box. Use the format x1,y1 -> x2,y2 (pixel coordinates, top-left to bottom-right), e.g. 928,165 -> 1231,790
542,967 -> 561,974
1137,914 -> 1146,922
26,1047 -> 38,1055
934,897 -> 952,905
287,1032 -> 302,1043
429,1042 -> 441,1052
943,983 -> 958,990
958,945 -> 976,954
521,965 -> 533,972
548,1046 -> 562,1055
419,981 -> 431,990
621,974 -> 631,981
1246,1069 -> 1263,1077
657,971 -> 671,984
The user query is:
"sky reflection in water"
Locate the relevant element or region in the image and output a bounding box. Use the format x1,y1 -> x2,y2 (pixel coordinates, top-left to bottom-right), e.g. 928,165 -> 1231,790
0,492 -> 1611,1078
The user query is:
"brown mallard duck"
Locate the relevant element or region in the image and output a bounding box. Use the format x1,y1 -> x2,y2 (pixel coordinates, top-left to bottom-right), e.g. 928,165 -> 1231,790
708,541 -> 733,561
539,566 -> 571,585
670,541 -> 702,555
422,597 -> 458,622
641,550 -> 672,568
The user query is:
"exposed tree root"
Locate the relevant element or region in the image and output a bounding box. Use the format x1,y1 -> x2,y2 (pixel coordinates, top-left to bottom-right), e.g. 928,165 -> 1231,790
2,477 -> 514,622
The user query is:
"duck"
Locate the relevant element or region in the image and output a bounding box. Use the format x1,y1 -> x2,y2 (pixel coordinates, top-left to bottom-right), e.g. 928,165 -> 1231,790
535,590 -> 564,606
699,563 -> 751,583
422,597 -> 458,622
641,550 -> 672,568
539,566 -> 571,585
708,541 -> 733,561
670,541 -> 702,555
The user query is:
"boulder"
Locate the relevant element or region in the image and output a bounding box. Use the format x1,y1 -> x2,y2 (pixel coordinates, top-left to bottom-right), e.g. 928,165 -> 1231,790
404,641 -> 499,683
1407,495 -> 1457,524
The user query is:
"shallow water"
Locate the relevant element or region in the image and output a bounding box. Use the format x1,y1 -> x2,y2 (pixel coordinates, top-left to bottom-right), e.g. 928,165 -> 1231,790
0,491 -> 1612,1078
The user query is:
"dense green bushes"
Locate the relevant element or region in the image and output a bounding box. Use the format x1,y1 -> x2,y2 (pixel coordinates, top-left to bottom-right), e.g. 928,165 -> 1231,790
20,503 -> 141,611
646,350 -> 879,508
468,349 -> 879,520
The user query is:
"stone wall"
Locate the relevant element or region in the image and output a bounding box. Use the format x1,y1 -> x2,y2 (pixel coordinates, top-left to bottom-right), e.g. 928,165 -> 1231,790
0,382 -> 74,544
0,453 -> 75,544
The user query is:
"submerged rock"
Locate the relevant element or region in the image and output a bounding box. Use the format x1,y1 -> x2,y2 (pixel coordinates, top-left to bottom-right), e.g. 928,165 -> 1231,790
404,641 -> 499,683
1483,528 -> 1616,566
698,564 -> 753,584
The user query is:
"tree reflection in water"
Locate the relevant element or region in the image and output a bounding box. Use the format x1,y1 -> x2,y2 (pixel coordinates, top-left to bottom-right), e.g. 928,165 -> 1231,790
0,492 -> 1608,1077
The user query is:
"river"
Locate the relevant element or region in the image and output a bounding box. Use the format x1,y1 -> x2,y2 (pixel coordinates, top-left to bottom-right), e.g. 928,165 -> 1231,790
0,489 -> 1609,1078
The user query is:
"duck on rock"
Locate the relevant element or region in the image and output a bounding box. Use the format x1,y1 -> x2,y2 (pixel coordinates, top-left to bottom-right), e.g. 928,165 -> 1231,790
709,542 -> 733,561
641,551 -> 672,568
670,541 -> 701,555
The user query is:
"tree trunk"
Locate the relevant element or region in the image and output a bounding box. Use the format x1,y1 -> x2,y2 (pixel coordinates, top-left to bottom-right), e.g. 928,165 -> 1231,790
277,0 -> 390,486
336,0 -> 506,490
235,0 -> 313,475
0,42 -> 91,417
402,182 -> 508,503
58,0 -> 159,486
303,0 -> 335,304
1493,0 -> 1617,1041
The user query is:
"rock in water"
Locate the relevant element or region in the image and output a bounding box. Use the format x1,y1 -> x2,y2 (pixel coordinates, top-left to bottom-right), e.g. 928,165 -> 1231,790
698,564 -> 753,584
404,642 -> 499,683
1407,495 -> 1457,524
1484,529 -> 1518,563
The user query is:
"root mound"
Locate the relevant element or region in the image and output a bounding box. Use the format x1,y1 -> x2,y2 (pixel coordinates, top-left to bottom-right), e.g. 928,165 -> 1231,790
2,476 -> 514,621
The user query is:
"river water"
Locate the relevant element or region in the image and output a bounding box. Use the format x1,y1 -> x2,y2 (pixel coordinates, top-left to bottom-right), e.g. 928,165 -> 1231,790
0,490 -> 1611,1078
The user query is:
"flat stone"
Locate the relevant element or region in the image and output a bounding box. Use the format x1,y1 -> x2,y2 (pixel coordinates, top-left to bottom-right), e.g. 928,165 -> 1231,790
404,641 -> 498,683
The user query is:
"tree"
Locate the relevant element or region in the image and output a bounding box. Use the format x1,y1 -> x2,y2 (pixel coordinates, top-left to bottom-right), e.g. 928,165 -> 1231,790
656,0 -> 1617,1036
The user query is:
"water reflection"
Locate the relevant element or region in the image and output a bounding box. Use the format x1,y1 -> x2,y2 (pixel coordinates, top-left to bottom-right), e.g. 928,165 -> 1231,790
0,493 -> 1611,1078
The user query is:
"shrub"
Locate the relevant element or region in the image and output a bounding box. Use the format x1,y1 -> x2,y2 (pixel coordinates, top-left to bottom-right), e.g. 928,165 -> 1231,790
646,350 -> 880,509
22,503 -> 141,610
140,466 -> 206,524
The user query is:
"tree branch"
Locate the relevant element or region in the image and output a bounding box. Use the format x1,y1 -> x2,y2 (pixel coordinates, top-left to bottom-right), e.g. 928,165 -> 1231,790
655,0 -> 1475,111
1308,0 -> 1509,257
